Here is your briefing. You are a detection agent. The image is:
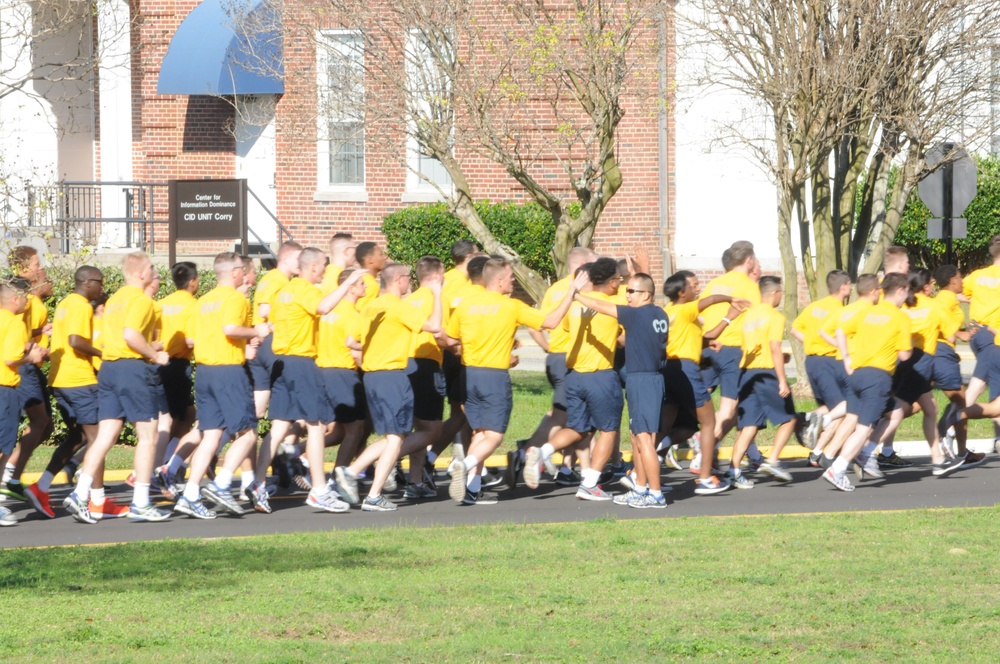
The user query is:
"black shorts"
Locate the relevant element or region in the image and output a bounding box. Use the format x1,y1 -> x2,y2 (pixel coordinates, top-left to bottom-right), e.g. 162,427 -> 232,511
320,367 -> 366,423
363,370 -> 414,435
544,352 -> 568,411
409,358 -> 445,422
442,350 -> 466,404
464,366 -> 513,433
625,371 -> 664,434
270,355 -> 332,423
892,349 -> 933,405
565,369 -> 624,433
158,358 -> 194,420
97,359 -> 160,422
195,364 -> 257,435
53,385 -> 99,426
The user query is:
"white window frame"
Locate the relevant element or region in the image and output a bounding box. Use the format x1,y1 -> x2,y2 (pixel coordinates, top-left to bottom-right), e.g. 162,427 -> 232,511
315,29 -> 367,202
403,29 -> 453,202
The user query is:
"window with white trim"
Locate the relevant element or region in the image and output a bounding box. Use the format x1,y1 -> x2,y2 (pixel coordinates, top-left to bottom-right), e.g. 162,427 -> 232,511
317,30 -> 365,196
405,29 -> 453,197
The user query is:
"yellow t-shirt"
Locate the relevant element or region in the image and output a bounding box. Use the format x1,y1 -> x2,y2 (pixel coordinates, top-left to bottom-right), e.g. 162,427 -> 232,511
665,300 -> 702,362
158,290 -> 197,360
904,293 -> 942,354
48,293 -> 97,388
271,277 -> 324,358
699,270 -> 761,347
320,263 -> 344,295
0,309 -> 27,387
192,285 -> 251,366
741,303 -> 786,370
23,293 -> 49,347
317,299 -> 360,370
356,293 -> 429,372
447,290 -> 545,370
252,269 -> 289,326
792,295 -> 843,357
92,313 -> 103,372
963,264 -> 1000,327
354,272 -> 380,312
539,276 -> 573,354
842,300 -> 912,374
442,268 -> 468,305
405,286 -> 444,365
563,291 -> 622,373
820,299 -> 874,361
102,285 -> 156,361
934,290 -> 964,348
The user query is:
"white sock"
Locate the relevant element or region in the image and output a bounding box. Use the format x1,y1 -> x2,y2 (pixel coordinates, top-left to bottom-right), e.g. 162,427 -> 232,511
466,474 -> 482,493
133,482 -> 151,508
37,470 -> 54,493
75,472 -> 94,502
183,481 -> 200,502
540,443 -> 555,460
3,463 -> 13,484
215,469 -> 234,490
463,455 -> 479,472
861,441 -> 878,457
167,454 -> 185,477
649,489 -> 663,498
581,468 -> 600,488
480,466 -> 489,477
241,472 -> 254,490
831,457 -> 850,474
90,487 -> 105,506
656,435 -> 672,453
822,413 -> 833,429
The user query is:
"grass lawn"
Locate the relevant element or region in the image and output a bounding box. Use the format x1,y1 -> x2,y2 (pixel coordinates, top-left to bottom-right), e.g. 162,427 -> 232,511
22,370 -> 998,474
1,507 -> 998,661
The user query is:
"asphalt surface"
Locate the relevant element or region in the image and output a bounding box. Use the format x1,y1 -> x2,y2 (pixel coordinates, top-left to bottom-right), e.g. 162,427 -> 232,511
2,454 -> 997,549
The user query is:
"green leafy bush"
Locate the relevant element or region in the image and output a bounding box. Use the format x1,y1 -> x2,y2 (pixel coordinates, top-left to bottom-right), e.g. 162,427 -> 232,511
894,155 -> 1000,272
381,201 -> 568,280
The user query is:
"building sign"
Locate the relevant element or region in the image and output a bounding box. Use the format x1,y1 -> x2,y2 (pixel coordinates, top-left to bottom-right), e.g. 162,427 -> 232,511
168,179 -> 248,263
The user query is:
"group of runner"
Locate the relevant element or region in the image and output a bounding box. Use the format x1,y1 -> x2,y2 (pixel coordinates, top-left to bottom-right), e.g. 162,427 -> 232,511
0,234 -> 992,526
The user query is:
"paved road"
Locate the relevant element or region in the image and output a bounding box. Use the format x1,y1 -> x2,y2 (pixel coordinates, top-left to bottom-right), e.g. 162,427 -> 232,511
2,455 -> 997,549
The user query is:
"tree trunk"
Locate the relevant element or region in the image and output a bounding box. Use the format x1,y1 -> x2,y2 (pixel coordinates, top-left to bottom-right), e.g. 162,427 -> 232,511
860,151 -> 919,275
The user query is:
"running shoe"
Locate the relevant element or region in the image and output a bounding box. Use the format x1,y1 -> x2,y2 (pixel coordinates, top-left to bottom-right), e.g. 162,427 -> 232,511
334,467 -> 360,504
126,503 -> 171,521
808,451 -> 823,468
575,484 -> 612,501
804,411 -> 823,448
937,402 -> 960,439
759,461 -> 792,482
629,492 -> 667,509
522,447 -> 542,489
689,451 -> 702,474
822,468 -> 855,492
90,497 -> 130,520
245,482 -> 272,514
383,466 -> 399,493
663,445 -> 683,471
0,481 -> 28,502
729,472 -> 754,490
613,490 -> 640,505
361,494 -> 398,512
482,469 -> 504,488
201,482 -> 245,515
941,428 -> 958,460
504,450 -> 522,490
290,456 -> 312,491
462,490 -> 499,506
819,454 -> 834,470
932,456 -> 967,477
447,459 -> 468,503
619,472 -> 638,491
742,456 -> 764,473
0,506 -> 15,527
26,483 -> 55,518
173,496 -> 217,520
962,451 -> 987,468
63,492 -> 97,524
153,465 -> 178,501
852,455 -> 884,481
694,476 -> 731,495
876,452 -> 912,468
403,482 -> 437,499
272,451 -> 293,489
306,490 -> 350,513
555,469 -> 582,486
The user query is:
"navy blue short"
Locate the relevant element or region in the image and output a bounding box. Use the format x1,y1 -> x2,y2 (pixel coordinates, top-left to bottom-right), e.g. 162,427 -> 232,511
805,355 -> 847,407
614,347 -> 627,387
0,386 -> 20,456
932,341 -> 963,391
663,358 -> 711,410
97,359 -> 160,422
847,367 -> 897,427
158,358 -> 194,420
893,348 -> 933,404
545,352 -> 568,411
320,368 -> 366,423
408,358 -> 445,422
736,369 -> 796,429
464,367 -> 513,433
363,369 -> 414,435
17,363 -> 51,413
565,368 -> 624,433
626,371 -> 665,434
247,335 -> 279,392
702,345 -> 743,400
442,350 -> 466,404
53,385 -> 99,426
195,364 -> 257,435
269,355 -> 332,423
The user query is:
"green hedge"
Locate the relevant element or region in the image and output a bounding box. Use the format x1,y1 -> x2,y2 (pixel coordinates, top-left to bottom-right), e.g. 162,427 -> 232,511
381,201 -> 571,280
894,155 -> 1000,272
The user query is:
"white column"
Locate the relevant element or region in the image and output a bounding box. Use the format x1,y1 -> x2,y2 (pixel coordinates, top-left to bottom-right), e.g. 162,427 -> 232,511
97,0 -> 134,249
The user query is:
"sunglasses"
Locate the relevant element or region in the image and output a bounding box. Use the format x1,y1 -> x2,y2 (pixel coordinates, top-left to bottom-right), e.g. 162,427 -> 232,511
626,288 -> 650,295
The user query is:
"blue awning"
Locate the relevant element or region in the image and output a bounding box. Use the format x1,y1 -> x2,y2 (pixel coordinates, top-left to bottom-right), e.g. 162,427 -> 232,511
157,0 -> 284,95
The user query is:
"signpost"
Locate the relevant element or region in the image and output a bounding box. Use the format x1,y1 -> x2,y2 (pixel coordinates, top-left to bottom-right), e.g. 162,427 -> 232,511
917,142 -> 977,265
168,179 -> 249,265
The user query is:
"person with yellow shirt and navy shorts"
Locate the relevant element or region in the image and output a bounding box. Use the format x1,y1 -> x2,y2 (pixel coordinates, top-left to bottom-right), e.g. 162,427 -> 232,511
449,257 -> 583,505
961,235 -> 1000,414
353,241 -> 386,313
0,278 -> 47,526
155,263 -> 199,454
63,252 -> 171,523
320,232 -> 357,295
726,277 -> 797,489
